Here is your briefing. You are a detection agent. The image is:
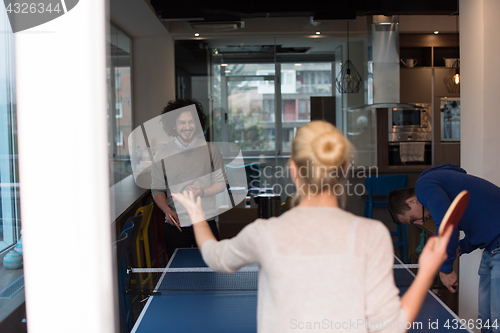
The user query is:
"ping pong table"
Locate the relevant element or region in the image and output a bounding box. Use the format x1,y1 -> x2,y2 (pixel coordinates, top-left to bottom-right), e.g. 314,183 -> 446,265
131,248 -> 473,333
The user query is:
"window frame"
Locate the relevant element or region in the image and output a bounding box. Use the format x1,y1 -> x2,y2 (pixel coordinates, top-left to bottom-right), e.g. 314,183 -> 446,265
213,61 -> 333,157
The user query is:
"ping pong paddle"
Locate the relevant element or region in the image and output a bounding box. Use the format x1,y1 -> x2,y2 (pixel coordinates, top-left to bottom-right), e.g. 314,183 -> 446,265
435,190 -> 470,248
169,214 -> 183,232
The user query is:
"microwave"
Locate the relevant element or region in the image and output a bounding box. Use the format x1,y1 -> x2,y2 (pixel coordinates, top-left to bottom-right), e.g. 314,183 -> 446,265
388,105 -> 432,142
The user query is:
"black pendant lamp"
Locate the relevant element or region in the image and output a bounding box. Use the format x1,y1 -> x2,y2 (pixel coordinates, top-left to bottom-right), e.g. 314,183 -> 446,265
335,22 -> 363,93
444,59 -> 460,93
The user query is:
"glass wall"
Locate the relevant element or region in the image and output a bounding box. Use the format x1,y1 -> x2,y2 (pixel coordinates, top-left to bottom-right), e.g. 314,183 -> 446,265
172,37 -> 341,197
174,34 -> 372,199
345,107 -> 377,167
0,4 -> 22,330
0,2 -> 20,254
210,48 -> 334,157
108,25 -> 133,185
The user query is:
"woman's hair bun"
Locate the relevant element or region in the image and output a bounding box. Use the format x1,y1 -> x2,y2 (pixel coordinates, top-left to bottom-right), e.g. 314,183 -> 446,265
311,132 -> 347,167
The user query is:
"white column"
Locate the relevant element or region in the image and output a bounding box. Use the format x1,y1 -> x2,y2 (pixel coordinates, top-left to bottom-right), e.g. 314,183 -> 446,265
460,0 -> 500,329
15,1 -> 114,333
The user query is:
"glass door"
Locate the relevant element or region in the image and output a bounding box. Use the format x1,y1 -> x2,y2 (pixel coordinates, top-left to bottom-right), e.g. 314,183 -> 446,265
225,75 -> 276,152
280,62 -> 333,153
212,63 -> 277,155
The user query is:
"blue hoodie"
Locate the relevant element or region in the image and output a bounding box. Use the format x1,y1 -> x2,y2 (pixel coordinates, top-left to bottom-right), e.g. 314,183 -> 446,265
415,164 -> 500,273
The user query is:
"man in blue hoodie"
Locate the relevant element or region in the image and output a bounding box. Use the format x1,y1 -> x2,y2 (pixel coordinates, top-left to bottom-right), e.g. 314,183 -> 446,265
388,164 -> 500,331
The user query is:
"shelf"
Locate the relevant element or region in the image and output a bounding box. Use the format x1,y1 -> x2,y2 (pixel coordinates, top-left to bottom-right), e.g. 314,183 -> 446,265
434,47 -> 460,67
400,33 -> 459,68
400,47 -> 432,67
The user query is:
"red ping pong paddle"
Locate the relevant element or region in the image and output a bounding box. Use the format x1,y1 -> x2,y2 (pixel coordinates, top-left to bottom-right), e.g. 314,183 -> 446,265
169,214 -> 183,233
435,190 -> 470,248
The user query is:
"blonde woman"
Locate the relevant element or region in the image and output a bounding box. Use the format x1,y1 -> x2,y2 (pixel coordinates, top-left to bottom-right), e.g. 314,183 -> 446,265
173,120 -> 452,333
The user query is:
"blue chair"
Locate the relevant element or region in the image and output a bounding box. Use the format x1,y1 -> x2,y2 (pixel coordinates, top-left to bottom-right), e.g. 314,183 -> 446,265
362,175 -> 409,263
116,215 -> 142,333
115,231 -> 130,333
392,222 -> 410,264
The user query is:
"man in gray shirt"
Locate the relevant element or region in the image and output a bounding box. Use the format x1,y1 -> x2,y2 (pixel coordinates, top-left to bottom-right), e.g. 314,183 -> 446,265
151,99 -> 226,258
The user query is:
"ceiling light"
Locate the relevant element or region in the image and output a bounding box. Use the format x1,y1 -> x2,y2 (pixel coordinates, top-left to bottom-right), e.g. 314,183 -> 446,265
315,31 -> 320,35
221,63 -> 228,67
434,31 -> 439,34
194,33 -> 200,37
225,70 -> 231,73
294,64 -> 302,66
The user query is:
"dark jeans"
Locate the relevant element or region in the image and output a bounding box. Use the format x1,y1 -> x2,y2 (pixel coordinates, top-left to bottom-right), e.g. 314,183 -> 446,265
164,220 -> 220,259
478,247 -> 500,333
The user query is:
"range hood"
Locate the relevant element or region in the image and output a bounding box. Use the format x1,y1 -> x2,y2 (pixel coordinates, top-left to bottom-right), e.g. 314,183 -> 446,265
371,16 -> 400,104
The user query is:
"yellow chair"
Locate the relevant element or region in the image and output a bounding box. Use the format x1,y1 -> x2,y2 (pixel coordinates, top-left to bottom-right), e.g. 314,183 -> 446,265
135,202 -> 154,292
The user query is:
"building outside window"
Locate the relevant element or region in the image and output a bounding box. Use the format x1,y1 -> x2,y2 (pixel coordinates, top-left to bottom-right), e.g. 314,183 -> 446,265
108,25 -> 133,184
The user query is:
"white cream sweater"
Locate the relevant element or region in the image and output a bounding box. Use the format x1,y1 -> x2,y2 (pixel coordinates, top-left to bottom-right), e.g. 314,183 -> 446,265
202,206 -> 408,333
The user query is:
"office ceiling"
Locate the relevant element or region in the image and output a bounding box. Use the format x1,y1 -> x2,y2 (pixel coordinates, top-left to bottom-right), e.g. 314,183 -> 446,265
150,0 -> 459,21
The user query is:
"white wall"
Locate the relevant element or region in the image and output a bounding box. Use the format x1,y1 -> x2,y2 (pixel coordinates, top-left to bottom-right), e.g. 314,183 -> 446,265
133,36 -> 176,127
110,0 -> 176,129
459,0 -> 500,329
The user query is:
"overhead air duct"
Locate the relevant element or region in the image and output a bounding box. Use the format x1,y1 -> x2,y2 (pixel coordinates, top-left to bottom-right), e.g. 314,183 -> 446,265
189,21 -> 245,32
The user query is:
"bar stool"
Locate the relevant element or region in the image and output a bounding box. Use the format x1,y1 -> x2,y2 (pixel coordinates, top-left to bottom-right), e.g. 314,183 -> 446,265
362,175 -> 409,263
125,214 -> 143,267
152,203 -> 168,267
135,202 -> 154,292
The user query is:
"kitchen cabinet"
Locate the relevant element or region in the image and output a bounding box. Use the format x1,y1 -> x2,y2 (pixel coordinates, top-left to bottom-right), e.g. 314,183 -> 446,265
399,33 -> 461,167
434,68 -> 460,166
400,68 -> 432,104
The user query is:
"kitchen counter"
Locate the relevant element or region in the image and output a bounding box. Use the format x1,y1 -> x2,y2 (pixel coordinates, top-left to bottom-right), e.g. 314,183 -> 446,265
110,174 -> 150,228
